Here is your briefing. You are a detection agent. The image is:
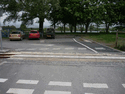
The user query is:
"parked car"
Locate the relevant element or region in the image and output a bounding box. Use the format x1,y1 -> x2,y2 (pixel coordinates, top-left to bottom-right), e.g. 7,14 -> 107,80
29,30 -> 40,39
9,31 -> 25,41
46,28 -> 55,39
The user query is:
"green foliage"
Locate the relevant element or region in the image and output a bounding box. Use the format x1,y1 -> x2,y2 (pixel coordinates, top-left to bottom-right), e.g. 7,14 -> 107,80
20,24 -> 27,31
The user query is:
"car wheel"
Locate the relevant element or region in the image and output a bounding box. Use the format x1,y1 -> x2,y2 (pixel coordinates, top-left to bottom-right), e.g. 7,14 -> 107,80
20,37 -> 23,41
10,39 -> 12,41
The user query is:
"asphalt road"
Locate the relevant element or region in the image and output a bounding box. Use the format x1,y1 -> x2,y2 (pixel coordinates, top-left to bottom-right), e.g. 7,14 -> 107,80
0,37 -> 125,94
0,59 -> 125,94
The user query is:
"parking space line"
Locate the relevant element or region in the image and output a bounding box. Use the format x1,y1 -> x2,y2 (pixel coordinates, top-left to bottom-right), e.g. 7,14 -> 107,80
65,48 -> 74,50
44,90 -> 71,94
73,38 -> 98,53
0,78 -> 8,82
78,48 -> 87,50
39,48 -> 49,50
48,81 -> 72,86
122,84 -> 125,88
16,80 -> 39,84
53,48 -> 61,50
83,83 -> 108,88
6,88 -> 34,94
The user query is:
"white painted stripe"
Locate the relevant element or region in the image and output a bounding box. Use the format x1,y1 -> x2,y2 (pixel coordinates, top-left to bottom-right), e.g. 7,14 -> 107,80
53,48 -> 60,50
44,91 -> 71,94
84,40 -> 92,43
7,58 -> 24,60
0,78 -> 8,82
73,38 -> 98,53
122,84 -> 125,88
65,48 -> 74,50
15,49 -> 25,51
27,48 -> 36,50
83,83 -> 108,88
14,55 -> 125,59
85,93 -> 94,94
78,48 -> 87,50
95,47 -> 106,50
0,61 -> 7,66
16,80 -> 39,84
6,88 -> 34,94
39,48 -> 49,50
49,81 -> 71,86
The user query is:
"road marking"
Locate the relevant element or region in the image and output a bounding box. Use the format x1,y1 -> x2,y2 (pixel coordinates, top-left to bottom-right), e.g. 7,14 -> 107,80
84,40 -> 92,43
7,58 -> 24,60
44,91 -> 71,94
83,83 -> 108,88
95,47 -> 106,50
122,84 -> 125,88
0,61 -> 7,66
73,38 -> 98,53
27,48 -> 36,50
48,81 -> 72,86
65,48 -> 74,50
78,48 -> 87,50
0,78 -> 8,82
14,55 -> 125,59
6,88 -> 34,94
85,93 -> 94,94
16,80 -> 39,84
39,48 -> 49,50
15,49 -> 25,51
53,48 -> 60,50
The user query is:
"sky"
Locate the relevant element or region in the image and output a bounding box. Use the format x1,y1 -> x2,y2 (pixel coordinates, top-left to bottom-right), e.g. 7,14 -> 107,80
0,14 -> 52,28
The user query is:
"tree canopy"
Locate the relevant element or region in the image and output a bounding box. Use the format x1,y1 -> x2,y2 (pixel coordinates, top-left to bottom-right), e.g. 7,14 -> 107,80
0,0 -> 125,34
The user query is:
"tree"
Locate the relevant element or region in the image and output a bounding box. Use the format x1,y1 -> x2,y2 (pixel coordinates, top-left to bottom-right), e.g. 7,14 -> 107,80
1,0 -> 59,37
20,23 -> 27,31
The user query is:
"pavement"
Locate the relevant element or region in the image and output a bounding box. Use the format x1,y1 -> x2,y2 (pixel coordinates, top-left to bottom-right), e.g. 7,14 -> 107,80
0,37 -> 125,94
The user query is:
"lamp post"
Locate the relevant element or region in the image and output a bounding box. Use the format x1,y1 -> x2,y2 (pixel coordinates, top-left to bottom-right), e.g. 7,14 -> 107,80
0,8 -> 3,50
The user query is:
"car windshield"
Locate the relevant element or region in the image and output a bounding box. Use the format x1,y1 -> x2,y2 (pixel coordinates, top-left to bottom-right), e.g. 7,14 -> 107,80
46,28 -> 54,33
30,31 -> 38,33
11,32 -> 20,34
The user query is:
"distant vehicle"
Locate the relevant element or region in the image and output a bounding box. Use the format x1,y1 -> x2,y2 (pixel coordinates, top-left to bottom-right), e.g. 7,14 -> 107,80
29,30 -> 40,39
46,28 -> 55,39
9,31 -> 25,41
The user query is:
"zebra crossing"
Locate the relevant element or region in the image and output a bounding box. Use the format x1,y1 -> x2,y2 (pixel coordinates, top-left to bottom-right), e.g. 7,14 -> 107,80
0,78 -> 125,94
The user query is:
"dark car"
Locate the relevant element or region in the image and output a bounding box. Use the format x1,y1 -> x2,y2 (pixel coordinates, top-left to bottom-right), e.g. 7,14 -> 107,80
46,28 -> 55,39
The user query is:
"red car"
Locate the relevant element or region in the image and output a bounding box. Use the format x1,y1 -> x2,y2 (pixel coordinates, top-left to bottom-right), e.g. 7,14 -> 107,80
29,30 -> 40,39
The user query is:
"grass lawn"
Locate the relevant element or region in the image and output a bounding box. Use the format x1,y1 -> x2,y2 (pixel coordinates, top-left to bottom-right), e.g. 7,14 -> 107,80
81,33 -> 125,50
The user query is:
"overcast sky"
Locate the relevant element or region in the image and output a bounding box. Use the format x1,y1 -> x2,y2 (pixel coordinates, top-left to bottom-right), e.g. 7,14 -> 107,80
0,14 -> 51,28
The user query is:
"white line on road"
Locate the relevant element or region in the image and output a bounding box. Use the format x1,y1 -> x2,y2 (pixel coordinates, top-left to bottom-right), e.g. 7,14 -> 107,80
53,48 -> 61,50
122,84 -> 125,88
65,48 -> 74,50
78,48 -> 87,50
6,88 -> 34,94
84,40 -> 92,43
95,47 -> 106,50
0,78 -> 8,82
48,81 -> 72,86
83,83 -> 108,88
16,80 -> 39,84
0,61 -> 7,66
27,48 -> 36,50
73,38 -> 98,53
44,91 -> 71,94
13,55 -> 125,59
85,93 -> 94,94
39,48 -> 49,50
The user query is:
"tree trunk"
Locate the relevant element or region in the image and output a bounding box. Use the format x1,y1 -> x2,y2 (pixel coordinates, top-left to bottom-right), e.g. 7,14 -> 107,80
74,23 -> 76,33
85,23 -> 89,34
39,18 -> 44,37
64,23 -> 66,33
106,23 -> 109,34
69,24 -> 73,33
